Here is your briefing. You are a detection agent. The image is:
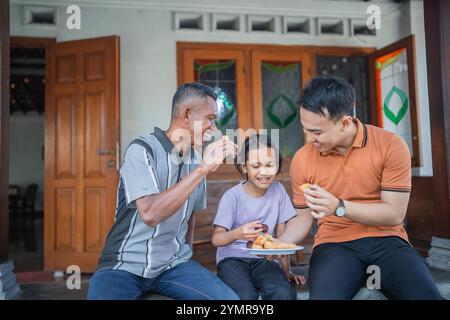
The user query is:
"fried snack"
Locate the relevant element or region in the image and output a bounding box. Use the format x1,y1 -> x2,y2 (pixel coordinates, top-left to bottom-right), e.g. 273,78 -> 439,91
273,242 -> 297,249
253,235 -> 265,247
251,232 -> 296,249
300,183 -> 311,191
253,233 -> 273,247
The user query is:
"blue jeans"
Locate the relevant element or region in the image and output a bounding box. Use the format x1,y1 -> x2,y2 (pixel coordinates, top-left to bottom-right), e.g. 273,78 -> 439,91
87,260 -> 239,300
217,258 -> 297,300
309,236 -> 443,300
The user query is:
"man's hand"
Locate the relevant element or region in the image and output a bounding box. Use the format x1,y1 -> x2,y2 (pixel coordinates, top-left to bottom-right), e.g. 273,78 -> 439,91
201,136 -> 237,173
236,220 -> 263,241
303,184 -> 339,219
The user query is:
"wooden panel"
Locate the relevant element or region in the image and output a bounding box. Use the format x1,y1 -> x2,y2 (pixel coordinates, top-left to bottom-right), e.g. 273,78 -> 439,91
84,90 -> 106,178
177,42 -> 375,56
56,54 -> 76,83
424,0 -> 450,238
407,177 -> 434,254
84,188 -> 106,251
55,94 -> 76,178
55,188 -> 77,251
0,0 -> 10,262
85,51 -> 105,81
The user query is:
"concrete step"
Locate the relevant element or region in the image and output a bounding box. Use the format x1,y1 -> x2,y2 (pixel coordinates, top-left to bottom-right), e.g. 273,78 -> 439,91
143,266 -> 450,300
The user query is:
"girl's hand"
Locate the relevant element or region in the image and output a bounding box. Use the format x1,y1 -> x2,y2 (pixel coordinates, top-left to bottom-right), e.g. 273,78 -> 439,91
236,220 -> 263,241
285,271 -> 307,285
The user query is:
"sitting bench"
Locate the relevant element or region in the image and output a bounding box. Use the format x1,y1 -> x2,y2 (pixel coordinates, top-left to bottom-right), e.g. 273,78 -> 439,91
143,266 -> 450,300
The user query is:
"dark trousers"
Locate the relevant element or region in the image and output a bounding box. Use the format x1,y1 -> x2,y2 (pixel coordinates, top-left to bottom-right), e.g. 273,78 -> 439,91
309,236 -> 443,300
217,257 -> 297,300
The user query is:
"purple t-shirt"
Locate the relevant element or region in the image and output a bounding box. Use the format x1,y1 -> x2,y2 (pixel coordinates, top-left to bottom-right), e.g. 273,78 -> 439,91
213,181 -> 297,264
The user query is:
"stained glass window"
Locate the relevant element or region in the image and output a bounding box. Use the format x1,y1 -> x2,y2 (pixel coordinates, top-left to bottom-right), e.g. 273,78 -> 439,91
193,59 -> 238,133
375,48 -> 414,156
261,61 -> 303,158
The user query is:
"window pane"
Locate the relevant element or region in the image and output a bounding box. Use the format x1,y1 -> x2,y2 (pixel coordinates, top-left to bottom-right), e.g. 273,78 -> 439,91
194,59 -> 238,132
261,61 -> 303,158
316,55 -> 369,122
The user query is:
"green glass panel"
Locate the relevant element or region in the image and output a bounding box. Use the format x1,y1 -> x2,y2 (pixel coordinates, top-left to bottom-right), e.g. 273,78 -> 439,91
261,61 -> 303,158
194,59 -> 238,133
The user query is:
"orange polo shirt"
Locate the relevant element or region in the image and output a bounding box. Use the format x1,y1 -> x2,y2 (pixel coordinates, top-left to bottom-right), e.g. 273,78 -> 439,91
290,118 -> 412,248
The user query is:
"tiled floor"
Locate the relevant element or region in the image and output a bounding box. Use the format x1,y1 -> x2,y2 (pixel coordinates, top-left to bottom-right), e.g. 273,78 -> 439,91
11,267 -> 450,300
16,277 -> 90,300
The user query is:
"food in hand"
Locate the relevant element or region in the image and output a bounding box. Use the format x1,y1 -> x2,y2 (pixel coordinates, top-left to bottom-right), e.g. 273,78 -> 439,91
251,233 -> 297,249
300,183 -> 311,191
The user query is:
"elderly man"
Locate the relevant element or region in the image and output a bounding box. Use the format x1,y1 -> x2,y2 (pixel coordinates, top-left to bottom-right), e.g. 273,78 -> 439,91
87,82 -> 239,300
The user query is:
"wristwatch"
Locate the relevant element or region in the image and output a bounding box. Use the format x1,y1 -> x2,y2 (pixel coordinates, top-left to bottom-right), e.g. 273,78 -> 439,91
335,199 -> 346,217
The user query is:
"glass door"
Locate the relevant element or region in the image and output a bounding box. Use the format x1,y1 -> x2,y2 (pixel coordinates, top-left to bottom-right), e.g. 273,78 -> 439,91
251,51 -> 311,159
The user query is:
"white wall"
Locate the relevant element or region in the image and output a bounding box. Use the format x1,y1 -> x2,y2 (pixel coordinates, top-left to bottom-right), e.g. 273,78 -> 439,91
9,113 -> 45,211
10,0 -> 432,175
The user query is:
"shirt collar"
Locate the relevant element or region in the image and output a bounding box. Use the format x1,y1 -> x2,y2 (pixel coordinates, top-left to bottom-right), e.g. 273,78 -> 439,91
152,127 -> 195,161
319,118 -> 367,156
352,118 -> 367,149
152,127 -> 175,154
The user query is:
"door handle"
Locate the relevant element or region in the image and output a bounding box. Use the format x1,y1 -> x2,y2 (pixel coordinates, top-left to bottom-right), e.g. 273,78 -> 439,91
97,149 -> 115,155
108,159 -> 116,168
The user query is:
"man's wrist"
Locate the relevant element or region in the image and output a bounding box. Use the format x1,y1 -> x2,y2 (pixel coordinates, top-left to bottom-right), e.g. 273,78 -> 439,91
333,197 -> 340,213
195,165 -> 211,177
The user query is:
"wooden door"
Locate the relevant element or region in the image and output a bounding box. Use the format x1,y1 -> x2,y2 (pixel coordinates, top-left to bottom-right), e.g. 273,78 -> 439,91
368,35 -> 420,166
44,36 -> 120,272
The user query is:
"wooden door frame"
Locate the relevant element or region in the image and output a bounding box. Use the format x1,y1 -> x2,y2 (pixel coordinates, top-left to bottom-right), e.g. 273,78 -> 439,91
177,42 -> 375,180
424,0 -> 450,238
368,35 -> 421,167
0,0 -> 10,263
177,42 -> 375,130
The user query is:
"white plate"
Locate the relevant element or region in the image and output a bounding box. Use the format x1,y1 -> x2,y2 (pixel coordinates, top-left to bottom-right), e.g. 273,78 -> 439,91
242,246 -> 304,255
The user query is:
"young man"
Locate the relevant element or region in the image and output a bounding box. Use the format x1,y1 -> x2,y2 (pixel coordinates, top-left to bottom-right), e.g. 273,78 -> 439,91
87,83 -> 239,300
280,76 -> 442,300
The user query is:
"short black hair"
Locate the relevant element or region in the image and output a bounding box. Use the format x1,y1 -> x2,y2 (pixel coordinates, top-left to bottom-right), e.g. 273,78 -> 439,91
299,76 -> 355,121
235,134 -> 282,177
171,82 -> 217,117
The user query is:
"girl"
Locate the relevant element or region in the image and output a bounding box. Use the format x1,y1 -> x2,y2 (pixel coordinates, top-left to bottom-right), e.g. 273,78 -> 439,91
212,134 -> 306,300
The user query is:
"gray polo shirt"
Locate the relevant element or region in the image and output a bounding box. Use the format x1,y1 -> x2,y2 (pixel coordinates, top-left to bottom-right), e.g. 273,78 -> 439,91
97,127 -> 206,279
